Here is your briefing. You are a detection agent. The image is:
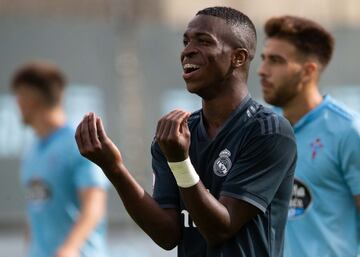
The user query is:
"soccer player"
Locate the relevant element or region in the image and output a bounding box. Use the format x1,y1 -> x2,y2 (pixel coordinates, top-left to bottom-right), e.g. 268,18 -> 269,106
258,16 -> 360,257
76,7 -> 297,257
11,61 -> 109,257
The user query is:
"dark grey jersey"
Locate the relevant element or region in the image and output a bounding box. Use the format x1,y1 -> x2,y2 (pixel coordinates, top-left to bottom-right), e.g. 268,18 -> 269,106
152,96 -> 297,257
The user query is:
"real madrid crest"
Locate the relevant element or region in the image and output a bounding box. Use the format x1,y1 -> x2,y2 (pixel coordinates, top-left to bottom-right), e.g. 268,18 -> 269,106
213,149 -> 232,177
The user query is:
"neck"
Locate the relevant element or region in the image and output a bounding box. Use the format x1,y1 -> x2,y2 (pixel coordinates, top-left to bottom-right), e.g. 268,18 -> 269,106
31,107 -> 66,138
282,83 -> 323,125
202,83 -> 248,138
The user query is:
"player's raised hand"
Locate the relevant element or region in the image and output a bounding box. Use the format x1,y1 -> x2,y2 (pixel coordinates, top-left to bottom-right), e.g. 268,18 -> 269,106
156,110 -> 191,162
75,112 -> 123,179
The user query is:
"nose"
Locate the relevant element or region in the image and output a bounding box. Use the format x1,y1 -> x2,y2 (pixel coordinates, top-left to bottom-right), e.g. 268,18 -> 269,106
181,42 -> 198,62
257,61 -> 268,78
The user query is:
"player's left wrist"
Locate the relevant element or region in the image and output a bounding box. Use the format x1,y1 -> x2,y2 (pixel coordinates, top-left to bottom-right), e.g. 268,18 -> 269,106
56,242 -> 81,257
165,152 -> 188,162
61,239 -> 82,252
167,157 -> 199,188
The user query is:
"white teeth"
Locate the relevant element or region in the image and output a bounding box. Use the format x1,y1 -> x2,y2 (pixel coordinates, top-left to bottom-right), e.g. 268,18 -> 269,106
183,63 -> 200,69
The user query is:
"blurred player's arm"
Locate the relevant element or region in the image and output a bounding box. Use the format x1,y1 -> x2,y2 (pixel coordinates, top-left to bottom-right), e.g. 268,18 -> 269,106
340,124 -> 360,215
24,219 -> 30,251
355,195 -> 360,213
75,113 -> 181,250
55,187 -> 106,257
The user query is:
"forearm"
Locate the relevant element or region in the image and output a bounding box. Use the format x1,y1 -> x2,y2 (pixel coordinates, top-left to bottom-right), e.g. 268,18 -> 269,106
167,158 -> 246,245
62,189 -> 106,250
106,164 -> 181,250
179,182 -> 233,245
75,113 -> 181,249
62,209 -> 103,250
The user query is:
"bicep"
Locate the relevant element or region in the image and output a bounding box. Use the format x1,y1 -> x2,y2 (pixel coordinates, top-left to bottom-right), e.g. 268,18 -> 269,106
79,188 -> 107,213
219,195 -> 260,233
222,134 -> 296,212
163,208 -> 181,225
216,132 -> 296,235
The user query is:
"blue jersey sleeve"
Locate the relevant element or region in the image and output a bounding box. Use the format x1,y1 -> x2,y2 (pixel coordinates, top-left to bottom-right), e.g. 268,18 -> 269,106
73,153 -> 109,190
221,118 -> 297,213
151,140 -> 180,208
339,119 -> 360,196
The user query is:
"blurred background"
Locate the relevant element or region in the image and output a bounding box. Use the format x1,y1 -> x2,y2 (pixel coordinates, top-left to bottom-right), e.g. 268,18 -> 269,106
0,0 -> 359,256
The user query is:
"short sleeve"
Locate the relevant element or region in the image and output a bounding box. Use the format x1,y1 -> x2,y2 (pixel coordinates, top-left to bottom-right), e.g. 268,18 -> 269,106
151,140 -> 180,208
221,125 -> 297,213
74,154 -> 109,190
339,120 -> 360,196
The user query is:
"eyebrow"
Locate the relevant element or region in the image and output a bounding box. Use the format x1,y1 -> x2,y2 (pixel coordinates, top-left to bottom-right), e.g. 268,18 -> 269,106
183,31 -> 215,39
261,53 -> 286,61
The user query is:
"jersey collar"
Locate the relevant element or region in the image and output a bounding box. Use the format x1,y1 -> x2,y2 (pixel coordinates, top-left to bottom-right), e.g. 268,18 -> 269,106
37,124 -> 70,150
293,95 -> 331,132
199,94 -> 252,141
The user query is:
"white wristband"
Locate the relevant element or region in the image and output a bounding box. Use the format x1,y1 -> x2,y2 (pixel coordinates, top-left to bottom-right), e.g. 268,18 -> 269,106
167,157 -> 200,188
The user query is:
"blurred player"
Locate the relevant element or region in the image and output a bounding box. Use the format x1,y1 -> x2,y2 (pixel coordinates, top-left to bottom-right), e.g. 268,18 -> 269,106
11,61 -> 109,257
76,7 -> 297,257
258,15 -> 360,257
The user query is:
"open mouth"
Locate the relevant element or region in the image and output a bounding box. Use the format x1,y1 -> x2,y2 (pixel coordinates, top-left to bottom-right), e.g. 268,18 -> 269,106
183,63 -> 200,74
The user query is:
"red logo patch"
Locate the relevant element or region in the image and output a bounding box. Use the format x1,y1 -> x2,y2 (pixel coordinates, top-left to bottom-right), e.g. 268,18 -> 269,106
310,138 -> 323,159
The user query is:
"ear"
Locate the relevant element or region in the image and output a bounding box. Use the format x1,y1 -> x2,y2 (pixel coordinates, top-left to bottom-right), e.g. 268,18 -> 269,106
301,61 -> 319,83
232,48 -> 249,68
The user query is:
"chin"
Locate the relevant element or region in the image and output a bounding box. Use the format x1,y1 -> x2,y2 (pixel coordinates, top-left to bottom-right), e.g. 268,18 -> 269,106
266,98 -> 285,107
263,95 -> 276,106
185,81 -> 201,94
21,116 -> 31,125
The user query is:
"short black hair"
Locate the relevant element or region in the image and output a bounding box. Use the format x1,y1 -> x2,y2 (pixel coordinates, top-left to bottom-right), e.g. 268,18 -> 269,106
197,6 -> 257,60
11,61 -> 67,106
265,16 -> 334,67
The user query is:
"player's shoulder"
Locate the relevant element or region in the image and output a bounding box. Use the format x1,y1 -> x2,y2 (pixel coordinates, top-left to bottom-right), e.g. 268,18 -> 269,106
324,97 -> 360,141
245,99 -> 294,138
53,125 -> 85,160
55,125 -> 77,148
324,96 -> 360,124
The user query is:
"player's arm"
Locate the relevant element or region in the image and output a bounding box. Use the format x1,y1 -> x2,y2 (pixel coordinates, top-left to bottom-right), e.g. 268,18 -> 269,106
55,188 -> 106,257
355,195 -> 360,213
75,113 -> 181,250
156,110 -> 295,246
24,219 -> 30,250
180,184 -> 259,246
156,110 -> 260,246
340,123 -> 360,214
